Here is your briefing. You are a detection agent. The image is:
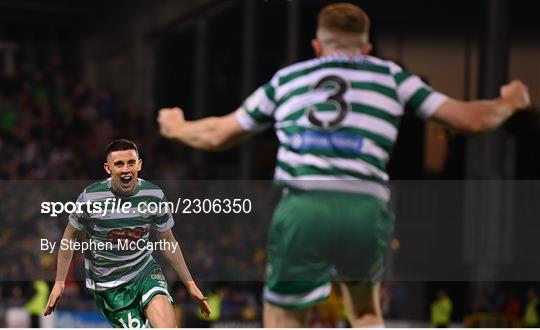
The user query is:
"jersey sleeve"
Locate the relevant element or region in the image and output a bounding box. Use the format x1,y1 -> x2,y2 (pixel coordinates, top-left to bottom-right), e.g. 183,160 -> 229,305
68,192 -> 87,230
235,80 -> 277,132
393,70 -> 448,119
153,194 -> 174,232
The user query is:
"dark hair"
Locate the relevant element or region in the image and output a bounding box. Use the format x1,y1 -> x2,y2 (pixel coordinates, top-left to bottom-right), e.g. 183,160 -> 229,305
106,139 -> 138,157
318,3 -> 370,35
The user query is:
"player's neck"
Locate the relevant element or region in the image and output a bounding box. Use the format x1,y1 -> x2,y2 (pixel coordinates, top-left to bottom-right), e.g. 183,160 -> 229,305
322,49 -> 364,57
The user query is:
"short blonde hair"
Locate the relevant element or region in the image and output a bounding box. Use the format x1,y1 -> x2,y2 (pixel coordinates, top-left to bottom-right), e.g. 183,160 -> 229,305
317,3 -> 370,47
318,3 -> 370,34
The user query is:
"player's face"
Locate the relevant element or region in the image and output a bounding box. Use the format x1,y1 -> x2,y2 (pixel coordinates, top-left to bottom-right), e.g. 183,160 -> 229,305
104,149 -> 142,196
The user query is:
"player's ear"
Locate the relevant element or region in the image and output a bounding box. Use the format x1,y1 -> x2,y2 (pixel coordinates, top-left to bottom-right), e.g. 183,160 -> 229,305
137,159 -> 142,171
361,42 -> 373,55
312,38 -> 323,57
104,163 -> 111,175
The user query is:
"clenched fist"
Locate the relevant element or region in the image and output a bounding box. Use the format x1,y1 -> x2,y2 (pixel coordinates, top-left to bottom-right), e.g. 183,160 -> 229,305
500,80 -> 531,110
157,107 -> 185,139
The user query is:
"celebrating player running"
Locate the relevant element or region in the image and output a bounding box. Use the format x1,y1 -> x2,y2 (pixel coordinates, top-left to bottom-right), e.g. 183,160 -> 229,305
44,139 -> 211,327
158,3 -> 530,327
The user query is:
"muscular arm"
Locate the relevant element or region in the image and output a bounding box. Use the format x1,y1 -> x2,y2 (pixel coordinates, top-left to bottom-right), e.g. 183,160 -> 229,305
431,80 -> 531,134
44,222 -> 81,316
156,229 -> 195,286
157,109 -> 251,151
55,222 -> 79,281
156,229 -> 211,316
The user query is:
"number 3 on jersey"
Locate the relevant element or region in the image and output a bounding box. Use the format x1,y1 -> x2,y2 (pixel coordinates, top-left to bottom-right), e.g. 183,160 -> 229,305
306,75 -> 350,130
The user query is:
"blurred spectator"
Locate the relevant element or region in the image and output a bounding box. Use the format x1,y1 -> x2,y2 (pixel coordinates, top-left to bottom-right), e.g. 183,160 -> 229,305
388,281 -> 406,319
173,286 -> 189,327
380,281 -> 407,319
523,288 -> 539,327
95,87 -> 117,122
430,289 -> 452,327
24,280 -> 49,327
503,290 -> 520,323
486,287 -> 522,327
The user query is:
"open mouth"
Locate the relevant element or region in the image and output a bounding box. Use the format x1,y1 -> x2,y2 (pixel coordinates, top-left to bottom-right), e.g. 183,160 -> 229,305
120,176 -> 133,187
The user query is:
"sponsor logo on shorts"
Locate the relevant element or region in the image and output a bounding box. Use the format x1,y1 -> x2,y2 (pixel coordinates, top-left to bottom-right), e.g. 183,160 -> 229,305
151,273 -> 165,281
118,312 -> 144,328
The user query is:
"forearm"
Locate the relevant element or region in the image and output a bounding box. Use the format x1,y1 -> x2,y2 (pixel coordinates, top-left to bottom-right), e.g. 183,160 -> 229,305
55,246 -> 74,282
173,117 -> 226,151
468,98 -> 517,132
161,241 -> 195,287
55,223 -> 79,282
155,229 -> 209,314
432,80 -> 529,134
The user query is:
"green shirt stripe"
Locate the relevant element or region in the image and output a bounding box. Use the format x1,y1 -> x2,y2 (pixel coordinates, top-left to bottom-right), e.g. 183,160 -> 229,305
280,144 -> 386,171
394,71 -> 412,85
246,107 -> 273,123
281,103 -> 400,128
279,61 -> 391,86
92,217 -> 153,228
264,83 -> 276,102
276,160 -> 386,183
406,87 -> 432,111
277,82 -> 398,108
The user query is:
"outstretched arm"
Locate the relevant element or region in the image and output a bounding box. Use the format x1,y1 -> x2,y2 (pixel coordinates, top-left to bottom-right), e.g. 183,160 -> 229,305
44,222 -> 80,316
156,229 -> 211,317
157,108 -> 251,151
431,80 -> 531,134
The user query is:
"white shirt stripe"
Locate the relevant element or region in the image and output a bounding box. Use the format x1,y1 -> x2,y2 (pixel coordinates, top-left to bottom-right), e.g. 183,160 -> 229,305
274,167 -> 390,201
90,257 -> 152,291
295,113 -> 398,141
275,88 -> 402,122
277,148 -> 389,181
94,246 -> 147,262
141,287 -> 172,305
418,91 -> 448,119
346,89 -> 402,116
84,191 -> 116,201
235,107 -> 271,132
275,89 -> 329,121
90,250 -> 150,277
245,86 -> 275,115
154,216 -> 174,232
397,75 -> 426,105
276,68 -> 396,100
264,283 -> 331,306
134,189 -> 164,199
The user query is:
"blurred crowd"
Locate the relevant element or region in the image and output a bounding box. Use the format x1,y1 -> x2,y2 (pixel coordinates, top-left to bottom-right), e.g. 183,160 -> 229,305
0,54 -> 269,322
2,53 -> 539,327
462,287 -> 540,327
0,54 -> 152,180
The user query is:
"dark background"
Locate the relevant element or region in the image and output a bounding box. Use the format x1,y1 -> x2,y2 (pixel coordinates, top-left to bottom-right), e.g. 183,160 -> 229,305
1,0 -> 539,327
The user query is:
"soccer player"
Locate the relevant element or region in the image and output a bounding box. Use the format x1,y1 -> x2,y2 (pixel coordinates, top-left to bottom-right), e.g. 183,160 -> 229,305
43,139 -> 211,327
157,3 -> 530,327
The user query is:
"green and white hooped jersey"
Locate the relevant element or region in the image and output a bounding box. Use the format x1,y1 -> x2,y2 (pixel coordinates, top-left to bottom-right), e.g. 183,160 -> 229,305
235,55 -> 447,201
68,178 -> 174,291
